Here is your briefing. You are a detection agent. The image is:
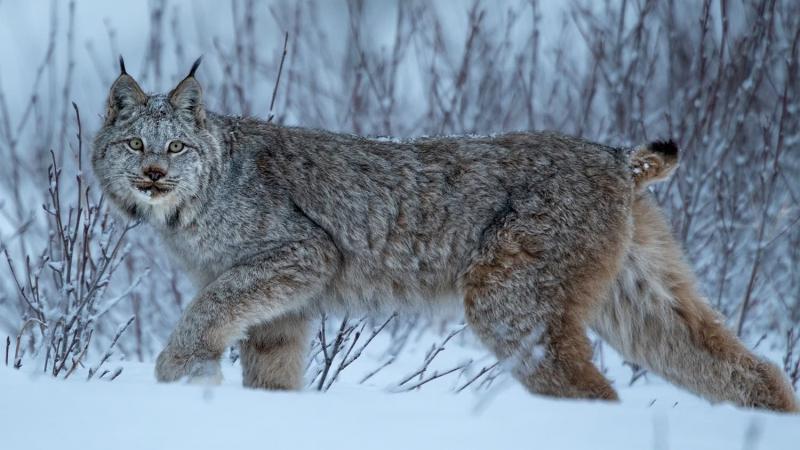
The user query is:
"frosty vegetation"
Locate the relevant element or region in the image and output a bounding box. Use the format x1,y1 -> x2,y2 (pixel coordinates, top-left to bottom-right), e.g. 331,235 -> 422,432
0,0 -> 798,391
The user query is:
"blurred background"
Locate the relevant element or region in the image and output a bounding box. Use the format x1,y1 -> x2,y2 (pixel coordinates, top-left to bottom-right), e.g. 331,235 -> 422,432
0,0 -> 798,388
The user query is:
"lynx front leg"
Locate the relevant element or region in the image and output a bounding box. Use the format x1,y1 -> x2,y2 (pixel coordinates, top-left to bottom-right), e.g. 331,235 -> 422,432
240,313 -> 311,390
155,241 -> 337,383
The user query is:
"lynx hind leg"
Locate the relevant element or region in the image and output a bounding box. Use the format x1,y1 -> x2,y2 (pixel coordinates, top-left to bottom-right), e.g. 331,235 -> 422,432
464,222 -> 628,401
465,259 -> 617,400
591,195 -> 798,412
240,313 -> 311,390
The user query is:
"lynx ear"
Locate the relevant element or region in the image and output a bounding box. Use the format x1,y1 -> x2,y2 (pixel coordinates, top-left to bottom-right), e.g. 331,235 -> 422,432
169,57 -> 206,129
105,55 -> 147,125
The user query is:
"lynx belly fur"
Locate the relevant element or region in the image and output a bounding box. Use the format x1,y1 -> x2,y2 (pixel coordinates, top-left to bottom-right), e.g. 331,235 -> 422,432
91,58 -> 797,412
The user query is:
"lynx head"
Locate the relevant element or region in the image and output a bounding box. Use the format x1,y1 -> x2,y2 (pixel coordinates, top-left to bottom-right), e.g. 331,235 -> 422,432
92,56 -> 221,227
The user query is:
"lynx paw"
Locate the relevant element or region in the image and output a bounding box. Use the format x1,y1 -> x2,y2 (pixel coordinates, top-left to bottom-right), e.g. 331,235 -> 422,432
155,347 -> 222,385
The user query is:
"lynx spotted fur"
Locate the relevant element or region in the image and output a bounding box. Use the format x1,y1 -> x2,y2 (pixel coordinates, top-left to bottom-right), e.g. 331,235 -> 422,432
91,58 -> 797,412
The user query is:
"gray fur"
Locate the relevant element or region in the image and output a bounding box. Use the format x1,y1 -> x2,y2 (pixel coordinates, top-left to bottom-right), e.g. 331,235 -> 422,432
92,65 -> 797,412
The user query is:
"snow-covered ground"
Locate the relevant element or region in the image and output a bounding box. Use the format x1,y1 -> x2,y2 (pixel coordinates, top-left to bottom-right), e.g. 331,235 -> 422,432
2,332 -> 798,450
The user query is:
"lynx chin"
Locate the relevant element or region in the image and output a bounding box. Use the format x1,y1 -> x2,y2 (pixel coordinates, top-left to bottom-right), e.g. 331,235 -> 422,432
92,57 -> 797,412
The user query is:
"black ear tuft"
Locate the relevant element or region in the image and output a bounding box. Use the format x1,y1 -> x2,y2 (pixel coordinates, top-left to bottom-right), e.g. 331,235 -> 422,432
188,56 -> 203,78
105,56 -> 146,126
169,65 -> 206,128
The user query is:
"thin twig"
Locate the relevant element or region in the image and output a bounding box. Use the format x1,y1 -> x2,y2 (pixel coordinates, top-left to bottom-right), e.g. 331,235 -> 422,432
268,31 -> 289,122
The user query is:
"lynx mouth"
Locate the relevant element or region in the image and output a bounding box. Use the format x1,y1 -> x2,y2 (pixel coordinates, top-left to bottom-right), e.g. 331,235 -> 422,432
132,181 -> 173,198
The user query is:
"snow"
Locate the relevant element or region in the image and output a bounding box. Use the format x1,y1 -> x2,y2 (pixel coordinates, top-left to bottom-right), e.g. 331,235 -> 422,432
368,135 -> 406,144
1,342 -> 798,450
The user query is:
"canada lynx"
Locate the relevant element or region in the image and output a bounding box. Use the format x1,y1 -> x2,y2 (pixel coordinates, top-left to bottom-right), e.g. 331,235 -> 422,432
92,58 -> 797,412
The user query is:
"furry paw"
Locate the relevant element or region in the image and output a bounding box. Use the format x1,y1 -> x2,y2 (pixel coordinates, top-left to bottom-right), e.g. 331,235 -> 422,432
155,347 -> 222,384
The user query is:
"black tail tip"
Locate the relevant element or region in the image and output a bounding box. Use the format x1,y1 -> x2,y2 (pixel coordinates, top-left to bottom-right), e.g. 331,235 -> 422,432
648,140 -> 679,158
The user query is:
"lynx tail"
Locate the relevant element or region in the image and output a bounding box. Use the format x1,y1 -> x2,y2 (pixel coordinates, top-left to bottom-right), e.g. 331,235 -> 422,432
630,140 -> 679,189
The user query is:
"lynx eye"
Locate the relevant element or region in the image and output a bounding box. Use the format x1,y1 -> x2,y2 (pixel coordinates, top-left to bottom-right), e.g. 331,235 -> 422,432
168,141 -> 186,154
128,137 -> 144,151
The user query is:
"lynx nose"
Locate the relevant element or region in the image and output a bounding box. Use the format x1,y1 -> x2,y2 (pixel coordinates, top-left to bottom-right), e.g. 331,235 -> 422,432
144,166 -> 167,182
